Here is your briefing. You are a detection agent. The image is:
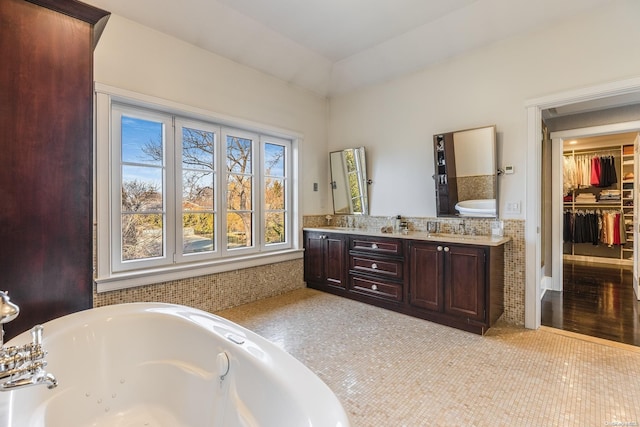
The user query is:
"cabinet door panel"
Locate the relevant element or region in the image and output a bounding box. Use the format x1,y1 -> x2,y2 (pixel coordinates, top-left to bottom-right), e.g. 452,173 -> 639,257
409,243 -> 443,311
445,246 -> 485,321
325,236 -> 346,287
304,234 -> 325,282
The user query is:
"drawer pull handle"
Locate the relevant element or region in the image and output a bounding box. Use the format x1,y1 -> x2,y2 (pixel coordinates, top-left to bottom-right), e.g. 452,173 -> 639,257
371,284 -> 378,291
371,263 -> 378,269
437,246 -> 443,251
371,243 -> 378,249
444,247 -> 450,252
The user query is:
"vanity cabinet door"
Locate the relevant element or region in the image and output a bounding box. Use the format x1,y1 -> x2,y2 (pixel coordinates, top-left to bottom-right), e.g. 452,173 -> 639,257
304,233 -> 325,282
443,245 -> 486,322
408,242 -> 444,312
303,232 -> 346,289
325,236 -> 347,287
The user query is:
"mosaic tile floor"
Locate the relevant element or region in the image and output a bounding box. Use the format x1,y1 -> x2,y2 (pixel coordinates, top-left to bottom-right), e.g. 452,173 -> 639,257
217,288 -> 640,427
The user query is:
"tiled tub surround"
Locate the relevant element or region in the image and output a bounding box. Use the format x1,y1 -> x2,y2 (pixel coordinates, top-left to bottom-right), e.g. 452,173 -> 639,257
94,215 -> 524,327
94,259 -> 305,312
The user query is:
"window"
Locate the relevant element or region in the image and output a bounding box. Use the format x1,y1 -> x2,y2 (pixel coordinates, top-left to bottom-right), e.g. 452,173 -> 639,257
95,87 -> 300,289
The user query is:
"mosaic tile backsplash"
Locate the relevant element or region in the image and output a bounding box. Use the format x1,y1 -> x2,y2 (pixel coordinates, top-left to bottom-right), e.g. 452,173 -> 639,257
95,215 -> 525,326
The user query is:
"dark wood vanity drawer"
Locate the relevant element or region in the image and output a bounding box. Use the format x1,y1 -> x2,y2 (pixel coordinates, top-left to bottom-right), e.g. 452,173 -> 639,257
350,255 -> 403,279
350,237 -> 403,256
349,275 -> 403,302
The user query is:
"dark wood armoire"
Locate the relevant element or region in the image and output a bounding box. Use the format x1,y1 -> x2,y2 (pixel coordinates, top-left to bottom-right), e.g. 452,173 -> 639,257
0,0 -> 109,340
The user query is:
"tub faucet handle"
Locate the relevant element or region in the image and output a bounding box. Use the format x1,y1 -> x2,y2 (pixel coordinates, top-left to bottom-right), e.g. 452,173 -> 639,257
31,325 -> 43,346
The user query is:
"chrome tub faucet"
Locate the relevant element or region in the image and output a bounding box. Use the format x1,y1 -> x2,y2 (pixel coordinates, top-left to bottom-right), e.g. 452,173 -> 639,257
0,291 -> 57,391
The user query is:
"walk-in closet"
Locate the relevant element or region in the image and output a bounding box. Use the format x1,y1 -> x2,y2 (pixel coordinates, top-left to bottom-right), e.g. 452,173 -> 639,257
542,131 -> 640,346
562,142 -> 634,265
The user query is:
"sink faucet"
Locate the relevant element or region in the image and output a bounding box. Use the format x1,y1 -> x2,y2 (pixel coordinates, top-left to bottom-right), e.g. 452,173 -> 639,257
458,221 -> 466,235
0,291 -> 57,391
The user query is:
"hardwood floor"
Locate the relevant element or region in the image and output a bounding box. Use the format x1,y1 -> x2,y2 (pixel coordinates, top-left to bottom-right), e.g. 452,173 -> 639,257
541,260 -> 640,346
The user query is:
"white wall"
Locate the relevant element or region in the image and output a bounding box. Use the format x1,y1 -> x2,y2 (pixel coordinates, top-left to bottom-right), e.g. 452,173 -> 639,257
327,0 -> 640,219
93,15 -> 329,215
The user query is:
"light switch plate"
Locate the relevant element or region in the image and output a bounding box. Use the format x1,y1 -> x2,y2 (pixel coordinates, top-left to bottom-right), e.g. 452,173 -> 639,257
506,201 -> 521,214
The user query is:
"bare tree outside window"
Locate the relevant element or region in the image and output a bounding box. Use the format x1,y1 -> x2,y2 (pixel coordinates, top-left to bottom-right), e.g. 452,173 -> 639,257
181,127 -> 215,254
226,136 -> 253,249
121,116 -> 164,261
264,142 -> 286,244
114,106 -> 292,271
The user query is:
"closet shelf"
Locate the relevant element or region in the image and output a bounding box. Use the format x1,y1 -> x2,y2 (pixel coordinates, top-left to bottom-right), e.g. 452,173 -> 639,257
565,203 -> 624,207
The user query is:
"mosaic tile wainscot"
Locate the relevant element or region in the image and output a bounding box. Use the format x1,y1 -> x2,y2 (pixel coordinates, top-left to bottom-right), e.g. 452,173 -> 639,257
94,215 -> 524,326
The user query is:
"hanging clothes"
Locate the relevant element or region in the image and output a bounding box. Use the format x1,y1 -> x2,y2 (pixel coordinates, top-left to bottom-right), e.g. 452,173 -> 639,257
564,209 -> 626,246
563,155 -> 577,195
577,155 -> 591,188
563,153 -> 618,190
600,155 -> 618,187
590,157 -> 601,186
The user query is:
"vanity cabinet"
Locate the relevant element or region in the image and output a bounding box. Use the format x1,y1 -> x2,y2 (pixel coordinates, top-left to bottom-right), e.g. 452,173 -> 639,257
407,240 -> 503,333
348,236 -> 404,303
304,232 -> 347,289
303,229 -> 506,335
409,242 -> 487,324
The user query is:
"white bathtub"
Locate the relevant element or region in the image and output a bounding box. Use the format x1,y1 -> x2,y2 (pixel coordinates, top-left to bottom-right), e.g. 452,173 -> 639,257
454,198 -> 496,217
0,303 -> 350,427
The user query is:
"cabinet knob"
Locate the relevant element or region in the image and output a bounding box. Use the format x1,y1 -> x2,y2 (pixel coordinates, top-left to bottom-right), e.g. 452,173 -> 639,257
437,246 -> 443,251
371,243 -> 378,249
321,235 -> 327,239
444,247 -> 450,252
371,284 -> 378,291
371,263 -> 378,269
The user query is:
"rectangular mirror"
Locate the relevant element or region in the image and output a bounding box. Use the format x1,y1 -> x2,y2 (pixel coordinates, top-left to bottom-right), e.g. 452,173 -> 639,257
434,125 -> 497,218
330,147 -> 369,215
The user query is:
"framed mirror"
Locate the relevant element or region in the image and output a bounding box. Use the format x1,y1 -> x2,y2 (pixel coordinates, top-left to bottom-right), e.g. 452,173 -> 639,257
433,125 -> 497,218
330,147 -> 369,215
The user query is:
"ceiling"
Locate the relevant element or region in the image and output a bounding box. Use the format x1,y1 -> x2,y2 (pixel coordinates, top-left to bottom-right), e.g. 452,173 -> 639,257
84,0 -> 612,97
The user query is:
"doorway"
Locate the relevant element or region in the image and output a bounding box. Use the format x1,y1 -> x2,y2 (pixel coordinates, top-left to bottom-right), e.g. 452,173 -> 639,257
525,77 -> 640,334
541,128 -> 640,345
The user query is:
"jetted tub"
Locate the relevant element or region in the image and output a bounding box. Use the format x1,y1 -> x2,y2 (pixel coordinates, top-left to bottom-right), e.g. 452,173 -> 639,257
0,303 -> 350,427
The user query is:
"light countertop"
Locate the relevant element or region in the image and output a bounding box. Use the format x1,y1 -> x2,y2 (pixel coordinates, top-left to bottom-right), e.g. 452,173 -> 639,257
303,227 -> 511,247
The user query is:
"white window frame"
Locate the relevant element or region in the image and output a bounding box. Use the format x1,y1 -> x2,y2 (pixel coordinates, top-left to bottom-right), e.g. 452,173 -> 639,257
111,104 -> 175,273
174,118 -> 221,264
95,84 -> 302,292
261,135 -> 292,252
222,127 -> 259,257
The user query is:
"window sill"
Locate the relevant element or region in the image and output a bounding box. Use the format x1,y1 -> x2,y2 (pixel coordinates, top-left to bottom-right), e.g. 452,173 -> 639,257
95,249 -> 304,293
